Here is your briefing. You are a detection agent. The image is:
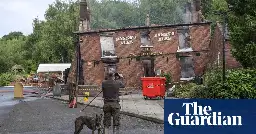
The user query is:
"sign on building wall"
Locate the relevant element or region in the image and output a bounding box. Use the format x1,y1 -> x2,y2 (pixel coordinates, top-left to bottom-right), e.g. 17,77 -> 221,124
115,36 -> 137,45
100,36 -> 115,57
154,32 -> 175,42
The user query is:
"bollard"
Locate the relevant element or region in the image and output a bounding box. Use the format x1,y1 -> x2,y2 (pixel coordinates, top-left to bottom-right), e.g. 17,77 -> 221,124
14,82 -> 24,99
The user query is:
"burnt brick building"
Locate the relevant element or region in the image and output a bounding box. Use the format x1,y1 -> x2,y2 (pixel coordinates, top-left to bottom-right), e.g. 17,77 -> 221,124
67,0 -> 241,88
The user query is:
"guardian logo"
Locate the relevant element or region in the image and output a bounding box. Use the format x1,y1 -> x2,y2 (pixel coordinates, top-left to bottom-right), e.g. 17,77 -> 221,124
168,102 -> 242,126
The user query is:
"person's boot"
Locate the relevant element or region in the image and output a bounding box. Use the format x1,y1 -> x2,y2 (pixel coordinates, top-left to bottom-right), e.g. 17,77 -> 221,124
113,126 -> 120,134
103,127 -> 110,134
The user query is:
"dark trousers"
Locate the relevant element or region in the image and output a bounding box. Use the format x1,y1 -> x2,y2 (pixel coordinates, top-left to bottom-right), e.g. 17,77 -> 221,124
103,101 -> 121,127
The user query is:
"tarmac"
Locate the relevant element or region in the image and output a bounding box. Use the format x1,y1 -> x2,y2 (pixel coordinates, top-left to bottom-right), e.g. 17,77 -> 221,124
54,92 -> 165,123
0,97 -> 164,134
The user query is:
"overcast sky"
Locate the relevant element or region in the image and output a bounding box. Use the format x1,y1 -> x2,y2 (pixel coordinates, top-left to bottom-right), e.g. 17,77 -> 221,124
0,0 -> 56,37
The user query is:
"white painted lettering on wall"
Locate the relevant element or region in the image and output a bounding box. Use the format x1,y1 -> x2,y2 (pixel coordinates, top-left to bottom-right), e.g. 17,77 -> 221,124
115,36 -> 136,45
154,32 -> 175,42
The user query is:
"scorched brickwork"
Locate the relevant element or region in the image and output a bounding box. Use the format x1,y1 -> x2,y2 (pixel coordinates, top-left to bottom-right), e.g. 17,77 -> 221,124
68,22 -> 241,88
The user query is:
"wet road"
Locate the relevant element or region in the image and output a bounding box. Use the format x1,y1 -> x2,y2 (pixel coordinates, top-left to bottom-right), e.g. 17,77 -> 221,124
0,87 -> 164,134
0,87 -> 39,125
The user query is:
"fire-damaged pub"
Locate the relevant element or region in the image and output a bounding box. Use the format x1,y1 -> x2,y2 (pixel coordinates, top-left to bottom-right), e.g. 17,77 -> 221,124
66,0 -> 240,91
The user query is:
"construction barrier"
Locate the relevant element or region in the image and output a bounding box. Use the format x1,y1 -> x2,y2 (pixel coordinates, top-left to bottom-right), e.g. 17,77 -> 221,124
14,82 -> 24,99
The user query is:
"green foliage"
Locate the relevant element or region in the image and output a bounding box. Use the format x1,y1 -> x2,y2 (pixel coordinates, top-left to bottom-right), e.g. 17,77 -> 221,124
226,0 -> 256,68
202,0 -> 229,21
172,83 -> 196,98
0,34 -> 27,73
228,18 -> 256,68
1,32 -> 25,41
24,0 -> 79,64
173,83 -> 209,98
201,0 -> 256,68
1,0 -> 255,86
161,72 -> 172,86
0,73 -> 14,86
173,69 -> 256,99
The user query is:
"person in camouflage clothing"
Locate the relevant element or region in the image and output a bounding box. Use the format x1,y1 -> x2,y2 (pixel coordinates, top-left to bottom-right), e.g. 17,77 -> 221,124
102,71 -> 125,134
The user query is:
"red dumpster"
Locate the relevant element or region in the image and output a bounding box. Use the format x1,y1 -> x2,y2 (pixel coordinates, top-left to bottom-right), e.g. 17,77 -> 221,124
141,77 -> 166,100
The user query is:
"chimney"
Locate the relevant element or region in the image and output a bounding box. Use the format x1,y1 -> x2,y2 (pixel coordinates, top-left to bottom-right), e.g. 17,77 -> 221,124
79,0 -> 90,32
191,0 -> 204,23
184,2 -> 192,24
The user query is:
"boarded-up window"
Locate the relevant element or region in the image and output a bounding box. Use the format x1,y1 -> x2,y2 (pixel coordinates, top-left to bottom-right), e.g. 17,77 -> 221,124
100,36 -> 115,57
180,56 -> 195,79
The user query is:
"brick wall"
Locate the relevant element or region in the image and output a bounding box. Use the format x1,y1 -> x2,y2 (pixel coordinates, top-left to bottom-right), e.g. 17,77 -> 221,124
208,23 -> 223,69
226,41 -> 242,69
149,28 -> 181,81
190,25 -> 211,76
68,23 -> 226,87
209,23 -> 242,69
114,30 -> 143,87
80,34 -> 104,85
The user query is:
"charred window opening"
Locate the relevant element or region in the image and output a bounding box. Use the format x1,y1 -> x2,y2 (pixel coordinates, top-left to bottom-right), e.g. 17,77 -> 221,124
177,27 -> 192,51
142,59 -> 155,77
141,30 -> 151,46
180,56 -> 195,80
100,34 -> 115,57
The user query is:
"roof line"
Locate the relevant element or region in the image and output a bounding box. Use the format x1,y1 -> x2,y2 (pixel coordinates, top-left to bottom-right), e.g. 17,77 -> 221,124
74,22 -> 212,35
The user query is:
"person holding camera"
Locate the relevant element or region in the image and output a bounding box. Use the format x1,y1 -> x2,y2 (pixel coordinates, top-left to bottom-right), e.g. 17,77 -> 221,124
102,70 -> 125,134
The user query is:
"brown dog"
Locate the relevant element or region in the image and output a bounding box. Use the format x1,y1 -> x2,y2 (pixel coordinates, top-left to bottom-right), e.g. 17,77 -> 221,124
74,114 -> 103,134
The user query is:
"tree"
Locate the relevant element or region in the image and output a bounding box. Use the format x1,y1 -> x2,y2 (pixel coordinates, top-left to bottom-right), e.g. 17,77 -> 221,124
0,33 -> 27,73
23,0 -> 79,65
2,32 -> 25,41
201,0 -> 229,22
226,0 -> 256,68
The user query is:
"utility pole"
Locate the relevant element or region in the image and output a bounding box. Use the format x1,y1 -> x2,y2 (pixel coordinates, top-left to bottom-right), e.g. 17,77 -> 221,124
222,12 -> 228,86
214,10 -> 229,88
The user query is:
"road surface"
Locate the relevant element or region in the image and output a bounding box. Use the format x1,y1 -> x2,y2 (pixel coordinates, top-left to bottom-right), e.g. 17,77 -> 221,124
0,87 -> 164,134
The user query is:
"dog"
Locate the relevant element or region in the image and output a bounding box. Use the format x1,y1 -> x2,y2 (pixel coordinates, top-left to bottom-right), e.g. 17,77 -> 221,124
74,113 -> 103,134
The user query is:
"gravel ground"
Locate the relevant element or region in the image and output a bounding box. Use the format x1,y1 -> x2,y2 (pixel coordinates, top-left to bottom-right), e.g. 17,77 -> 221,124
0,98 -> 163,134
